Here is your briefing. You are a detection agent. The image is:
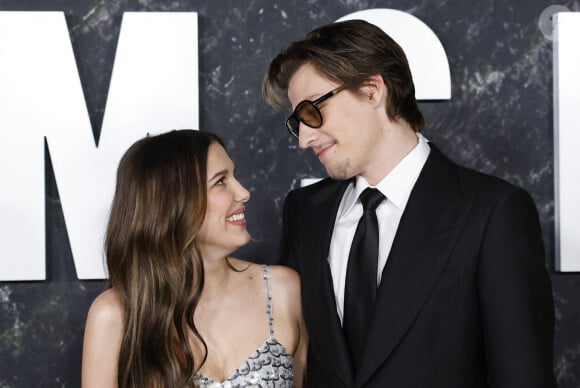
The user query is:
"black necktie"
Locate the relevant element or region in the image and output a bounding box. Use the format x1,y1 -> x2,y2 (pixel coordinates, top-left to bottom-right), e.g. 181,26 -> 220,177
343,187 -> 385,370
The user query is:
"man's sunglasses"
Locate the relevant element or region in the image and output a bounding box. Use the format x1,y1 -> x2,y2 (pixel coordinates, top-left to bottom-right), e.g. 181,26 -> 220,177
285,86 -> 345,138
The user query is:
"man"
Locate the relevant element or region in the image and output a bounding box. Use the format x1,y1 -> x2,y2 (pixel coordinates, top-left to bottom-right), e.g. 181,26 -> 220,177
263,20 -> 555,387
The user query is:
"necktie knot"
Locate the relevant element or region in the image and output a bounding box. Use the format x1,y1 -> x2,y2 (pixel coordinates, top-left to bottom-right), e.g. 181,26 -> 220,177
359,188 -> 385,212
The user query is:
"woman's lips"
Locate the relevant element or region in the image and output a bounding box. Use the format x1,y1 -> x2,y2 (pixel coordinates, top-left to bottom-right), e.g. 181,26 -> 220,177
225,208 -> 246,225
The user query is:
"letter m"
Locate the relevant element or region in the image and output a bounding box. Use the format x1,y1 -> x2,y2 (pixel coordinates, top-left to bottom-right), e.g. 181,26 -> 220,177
0,11 -> 199,280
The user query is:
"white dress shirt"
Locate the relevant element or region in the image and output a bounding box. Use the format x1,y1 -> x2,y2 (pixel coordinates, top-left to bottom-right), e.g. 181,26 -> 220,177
328,133 -> 431,323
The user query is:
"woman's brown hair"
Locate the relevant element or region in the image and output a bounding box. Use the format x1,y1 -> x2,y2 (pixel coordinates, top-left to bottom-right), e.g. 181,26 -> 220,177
263,19 -> 425,132
105,129 -> 224,387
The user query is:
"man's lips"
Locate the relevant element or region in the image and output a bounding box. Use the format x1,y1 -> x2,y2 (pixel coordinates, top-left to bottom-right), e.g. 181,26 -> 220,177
315,143 -> 335,159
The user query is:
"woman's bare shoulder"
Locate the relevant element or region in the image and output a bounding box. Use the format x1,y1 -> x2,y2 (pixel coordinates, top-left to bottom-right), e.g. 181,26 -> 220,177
267,265 -> 301,299
227,259 -> 301,298
86,288 -> 123,329
82,289 -> 123,388
268,264 -> 300,281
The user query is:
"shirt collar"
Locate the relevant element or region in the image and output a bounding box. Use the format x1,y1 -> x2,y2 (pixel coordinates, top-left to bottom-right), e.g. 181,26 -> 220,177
339,133 -> 431,218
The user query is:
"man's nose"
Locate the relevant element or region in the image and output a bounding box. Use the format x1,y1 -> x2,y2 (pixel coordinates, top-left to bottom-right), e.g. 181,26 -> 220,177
298,123 -> 318,149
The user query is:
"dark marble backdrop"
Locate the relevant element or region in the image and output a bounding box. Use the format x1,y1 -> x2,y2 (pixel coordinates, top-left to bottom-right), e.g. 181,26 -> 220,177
0,0 -> 579,386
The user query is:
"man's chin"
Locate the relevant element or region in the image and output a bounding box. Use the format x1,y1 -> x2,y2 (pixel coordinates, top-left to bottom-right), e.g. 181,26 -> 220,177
325,161 -> 353,181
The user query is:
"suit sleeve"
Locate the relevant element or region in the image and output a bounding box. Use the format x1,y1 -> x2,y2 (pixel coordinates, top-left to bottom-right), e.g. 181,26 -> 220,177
478,188 -> 556,387
279,191 -> 300,273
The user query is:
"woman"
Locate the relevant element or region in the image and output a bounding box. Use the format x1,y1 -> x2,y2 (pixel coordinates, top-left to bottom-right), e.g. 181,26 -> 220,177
82,130 -> 307,388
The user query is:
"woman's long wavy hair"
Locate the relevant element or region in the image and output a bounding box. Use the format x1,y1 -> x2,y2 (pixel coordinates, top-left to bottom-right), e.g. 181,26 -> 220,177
105,129 -> 224,387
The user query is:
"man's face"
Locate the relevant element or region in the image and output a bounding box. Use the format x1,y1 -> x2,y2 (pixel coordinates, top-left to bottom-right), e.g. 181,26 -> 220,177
287,63 -> 384,180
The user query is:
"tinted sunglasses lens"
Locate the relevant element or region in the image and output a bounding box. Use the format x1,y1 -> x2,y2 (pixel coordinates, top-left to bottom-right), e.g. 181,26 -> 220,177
286,115 -> 300,137
297,102 -> 322,128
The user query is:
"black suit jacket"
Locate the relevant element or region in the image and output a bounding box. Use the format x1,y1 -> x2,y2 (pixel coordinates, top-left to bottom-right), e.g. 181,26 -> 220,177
281,145 -> 555,388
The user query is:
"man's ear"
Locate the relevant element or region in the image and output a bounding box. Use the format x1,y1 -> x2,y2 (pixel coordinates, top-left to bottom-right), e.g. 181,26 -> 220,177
361,74 -> 387,108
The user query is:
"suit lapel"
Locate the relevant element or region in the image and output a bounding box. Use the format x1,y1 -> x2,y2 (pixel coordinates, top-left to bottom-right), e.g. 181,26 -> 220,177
354,145 -> 475,387
300,179 -> 354,386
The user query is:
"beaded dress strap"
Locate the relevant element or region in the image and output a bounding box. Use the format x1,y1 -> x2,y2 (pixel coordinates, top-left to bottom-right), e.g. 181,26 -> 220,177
262,264 -> 274,337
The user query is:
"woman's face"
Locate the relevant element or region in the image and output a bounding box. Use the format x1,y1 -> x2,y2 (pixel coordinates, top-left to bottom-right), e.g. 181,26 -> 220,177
196,142 -> 251,260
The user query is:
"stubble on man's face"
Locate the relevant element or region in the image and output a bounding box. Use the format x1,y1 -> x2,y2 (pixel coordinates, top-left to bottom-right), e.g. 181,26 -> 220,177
327,158 -> 351,180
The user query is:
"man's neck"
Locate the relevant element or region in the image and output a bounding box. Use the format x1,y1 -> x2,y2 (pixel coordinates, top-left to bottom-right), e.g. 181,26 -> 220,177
361,121 -> 419,186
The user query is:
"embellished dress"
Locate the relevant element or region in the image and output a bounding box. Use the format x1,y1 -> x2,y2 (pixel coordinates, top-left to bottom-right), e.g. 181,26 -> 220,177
195,265 -> 294,388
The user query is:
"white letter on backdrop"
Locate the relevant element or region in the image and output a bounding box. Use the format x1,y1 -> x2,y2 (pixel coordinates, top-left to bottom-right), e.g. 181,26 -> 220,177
554,12 -> 580,272
0,11 -> 199,280
337,9 -> 451,100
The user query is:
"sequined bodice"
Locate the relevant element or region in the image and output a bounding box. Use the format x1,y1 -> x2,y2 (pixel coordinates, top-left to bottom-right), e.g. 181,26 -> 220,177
195,265 -> 294,387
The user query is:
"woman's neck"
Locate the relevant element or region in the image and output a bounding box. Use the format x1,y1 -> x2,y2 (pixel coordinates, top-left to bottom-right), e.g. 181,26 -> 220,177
200,256 -> 233,300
